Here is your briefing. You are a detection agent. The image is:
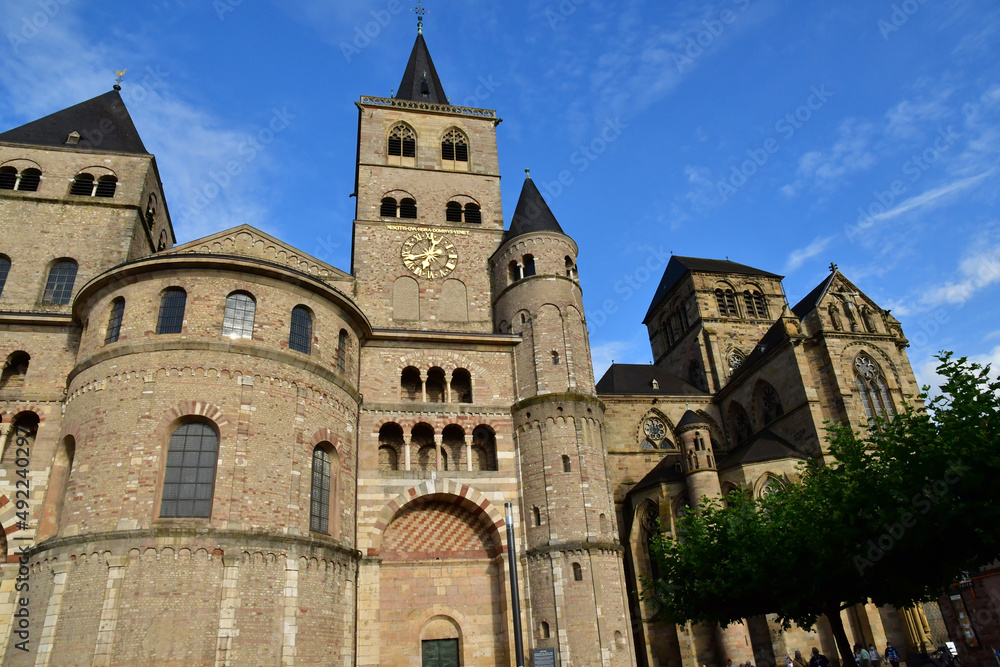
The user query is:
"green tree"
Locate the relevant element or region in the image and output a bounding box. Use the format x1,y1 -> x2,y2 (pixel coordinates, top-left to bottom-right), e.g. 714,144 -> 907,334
648,354 -> 1000,667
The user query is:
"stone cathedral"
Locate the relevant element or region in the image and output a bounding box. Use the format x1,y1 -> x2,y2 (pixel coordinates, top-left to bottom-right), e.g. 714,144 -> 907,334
0,22 -> 951,667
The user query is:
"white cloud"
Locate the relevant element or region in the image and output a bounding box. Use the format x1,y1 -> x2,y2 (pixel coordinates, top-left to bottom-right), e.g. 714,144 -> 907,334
788,119 -> 876,193
920,240 -> 1000,308
860,170 -> 995,226
784,235 -> 835,273
589,340 -> 635,380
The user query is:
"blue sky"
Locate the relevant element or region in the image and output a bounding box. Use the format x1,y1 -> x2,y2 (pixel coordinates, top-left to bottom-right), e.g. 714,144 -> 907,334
2,0 -> 998,390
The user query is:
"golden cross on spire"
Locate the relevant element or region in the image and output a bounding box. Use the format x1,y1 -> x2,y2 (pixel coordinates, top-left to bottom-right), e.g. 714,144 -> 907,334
411,0 -> 427,34
114,68 -> 127,91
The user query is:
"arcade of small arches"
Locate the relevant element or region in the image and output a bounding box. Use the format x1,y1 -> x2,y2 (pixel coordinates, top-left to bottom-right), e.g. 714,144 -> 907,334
376,422 -> 498,472
386,122 -> 471,171
400,366 -> 472,403
0,164 -> 118,198
714,282 -> 770,320
507,254 -> 578,285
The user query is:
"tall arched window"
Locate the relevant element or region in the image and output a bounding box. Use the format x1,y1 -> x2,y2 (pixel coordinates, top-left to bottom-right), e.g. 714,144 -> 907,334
378,423 -> 404,471
337,329 -> 349,372
0,351 -> 30,392
380,197 -> 398,217
426,367 -> 446,402
743,290 -> 768,318
0,254 -> 10,299
471,425 -> 497,471
854,352 -> 895,421
522,255 -> 536,277
445,201 -> 463,222
42,259 -> 78,304
399,198 -> 417,219
565,256 -> 578,280
441,128 -> 469,169
310,446 -> 332,533
70,172 -> 95,196
289,306 -> 312,354
729,402 -> 752,445
401,366 -> 422,401
715,287 -> 738,317
508,261 -> 521,283
156,288 -> 186,334
463,203 -> 481,224
160,422 -> 218,518
387,124 -> 416,166
0,166 -> 16,190
105,297 -> 125,344
757,381 -> 784,425
222,291 -> 255,339
95,175 -> 117,197
450,368 -> 472,403
572,562 -> 583,581
562,455 -> 571,472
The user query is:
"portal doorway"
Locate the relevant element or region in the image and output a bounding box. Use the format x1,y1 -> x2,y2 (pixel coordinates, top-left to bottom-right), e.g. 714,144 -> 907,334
422,638 -> 459,667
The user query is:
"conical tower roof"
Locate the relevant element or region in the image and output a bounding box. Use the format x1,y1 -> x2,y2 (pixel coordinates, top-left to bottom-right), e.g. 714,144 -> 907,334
395,33 -> 448,104
0,88 -> 148,154
504,175 -> 565,243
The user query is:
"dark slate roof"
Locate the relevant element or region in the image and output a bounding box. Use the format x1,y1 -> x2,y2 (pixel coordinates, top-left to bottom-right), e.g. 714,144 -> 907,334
717,429 -> 808,470
0,89 -> 148,154
791,271 -> 836,318
503,176 -> 565,243
596,364 -> 707,396
726,318 -> 789,384
625,453 -> 685,497
395,33 -> 448,104
676,410 -> 707,428
643,256 -> 782,324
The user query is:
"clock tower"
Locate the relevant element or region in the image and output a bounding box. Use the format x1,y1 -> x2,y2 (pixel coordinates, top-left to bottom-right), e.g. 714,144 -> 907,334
350,25 -> 504,332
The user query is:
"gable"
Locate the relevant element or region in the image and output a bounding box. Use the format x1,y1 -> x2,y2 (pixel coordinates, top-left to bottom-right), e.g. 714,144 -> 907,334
166,225 -> 353,287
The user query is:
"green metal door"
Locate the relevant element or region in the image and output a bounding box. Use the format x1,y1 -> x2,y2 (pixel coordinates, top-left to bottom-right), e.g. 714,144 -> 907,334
421,638 -> 459,667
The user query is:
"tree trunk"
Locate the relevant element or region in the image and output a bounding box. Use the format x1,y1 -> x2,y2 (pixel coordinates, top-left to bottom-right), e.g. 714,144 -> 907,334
824,602 -> 857,667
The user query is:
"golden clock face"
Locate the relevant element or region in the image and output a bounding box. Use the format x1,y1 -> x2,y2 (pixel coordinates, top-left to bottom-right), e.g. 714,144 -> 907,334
401,231 -> 458,279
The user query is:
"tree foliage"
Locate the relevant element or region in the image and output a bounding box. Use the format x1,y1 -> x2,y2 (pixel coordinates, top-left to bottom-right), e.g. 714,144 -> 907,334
648,354 -> 1000,665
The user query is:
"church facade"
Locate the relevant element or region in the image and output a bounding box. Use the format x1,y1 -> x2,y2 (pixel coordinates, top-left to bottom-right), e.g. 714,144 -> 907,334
0,26 -> 950,667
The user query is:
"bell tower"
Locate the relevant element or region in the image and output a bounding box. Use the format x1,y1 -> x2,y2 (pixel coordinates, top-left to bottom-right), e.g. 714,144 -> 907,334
492,175 -> 636,665
350,19 -> 504,332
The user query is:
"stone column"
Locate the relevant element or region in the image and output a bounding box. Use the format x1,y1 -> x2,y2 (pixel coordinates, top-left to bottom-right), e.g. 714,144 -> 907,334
403,434 -> 411,471
92,556 -> 128,666
434,434 -> 443,471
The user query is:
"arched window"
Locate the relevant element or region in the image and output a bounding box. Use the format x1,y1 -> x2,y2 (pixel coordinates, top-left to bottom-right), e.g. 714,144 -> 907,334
729,402 -> 752,445
565,256 -> 577,280
289,306 -> 312,354
387,124 -> 416,166
441,128 -> 469,169
464,203 -> 481,224
412,423 -> 436,471
156,288 -> 186,334
95,175 -> 117,198
70,172 -> 95,196
0,167 -> 40,192
551,351 -> 560,365
42,259 -> 78,304
222,291 -> 255,339
742,289 -> 768,319
445,201 -> 462,222
399,197 -> 417,219
508,260 -> 521,283
160,422 -> 218,518
642,416 -> 670,449
450,368 -> 472,403
378,423 -> 404,471
145,194 -> 157,230
0,351 -> 30,392
310,445 -> 337,534
426,367 -> 446,402
337,329 -> 349,372
380,197 -> 398,217
401,366 -> 422,401
533,506 -> 542,526
600,513 -> 609,534
562,455 -> 571,472
728,349 -> 746,377
854,352 -> 895,422
105,297 -> 125,344
442,424 -> 465,471
157,229 -> 169,252
758,382 -> 784,425
471,425 -> 497,471
0,254 -> 10,299
522,255 -> 536,277
539,621 -> 550,639
715,287 -> 738,317
572,562 -> 583,581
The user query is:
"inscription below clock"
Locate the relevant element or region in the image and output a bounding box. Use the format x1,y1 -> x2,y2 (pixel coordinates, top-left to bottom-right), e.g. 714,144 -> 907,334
401,231 -> 458,279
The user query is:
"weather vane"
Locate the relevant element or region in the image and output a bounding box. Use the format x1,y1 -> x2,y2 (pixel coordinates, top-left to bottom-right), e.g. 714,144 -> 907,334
114,68 -> 126,90
411,0 -> 428,34
829,262 -> 838,272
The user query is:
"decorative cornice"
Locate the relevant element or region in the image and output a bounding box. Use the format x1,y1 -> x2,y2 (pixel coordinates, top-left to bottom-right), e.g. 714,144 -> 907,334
358,95 -> 498,121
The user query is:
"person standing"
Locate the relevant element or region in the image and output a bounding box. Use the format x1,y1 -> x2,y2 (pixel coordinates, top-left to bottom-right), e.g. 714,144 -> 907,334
809,647 -> 831,667
869,645 -> 883,667
884,643 -> 900,667
855,643 -> 871,667
793,649 -> 810,667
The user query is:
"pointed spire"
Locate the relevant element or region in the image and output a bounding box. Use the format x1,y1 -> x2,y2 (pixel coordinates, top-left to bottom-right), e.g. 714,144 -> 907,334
503,173 -> 566,243
395,4 -> 447,104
